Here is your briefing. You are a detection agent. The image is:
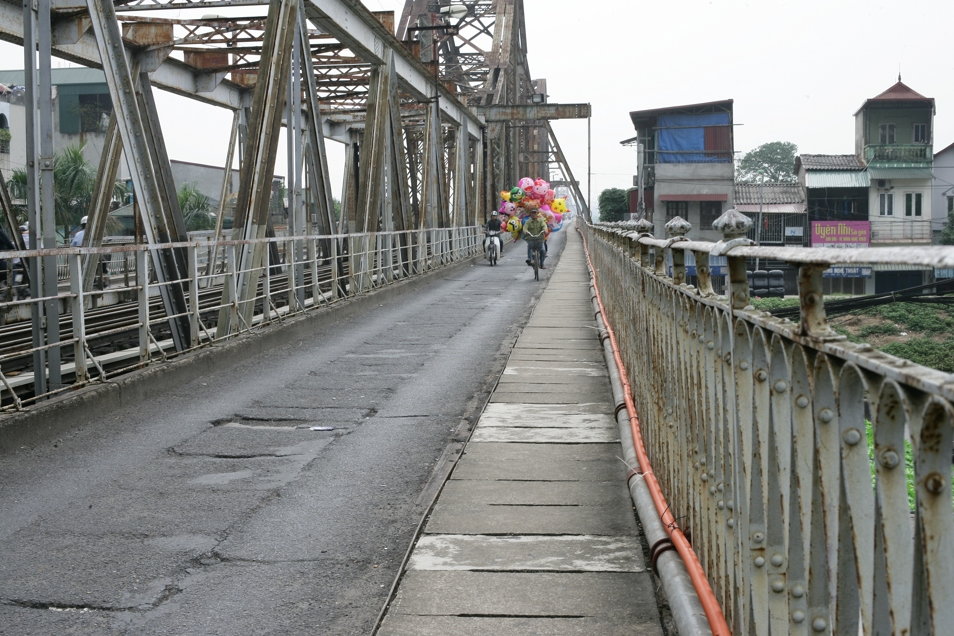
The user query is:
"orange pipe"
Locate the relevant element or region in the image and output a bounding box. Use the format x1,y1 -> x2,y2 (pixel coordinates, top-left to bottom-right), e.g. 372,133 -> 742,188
580,228 -> 731,636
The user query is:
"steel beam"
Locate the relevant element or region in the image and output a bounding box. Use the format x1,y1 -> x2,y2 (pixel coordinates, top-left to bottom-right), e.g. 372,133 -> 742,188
86,0 -> 191,351
217,0 -> 298,338
81,114 -> 122,293
476,103 -> 591,121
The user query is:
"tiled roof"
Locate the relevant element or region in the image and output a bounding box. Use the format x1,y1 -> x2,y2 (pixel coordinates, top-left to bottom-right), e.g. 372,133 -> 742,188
795,154 -> 864,171
734,183 -> 805,206
854,79 -> 934,115
870,80 -> 929,102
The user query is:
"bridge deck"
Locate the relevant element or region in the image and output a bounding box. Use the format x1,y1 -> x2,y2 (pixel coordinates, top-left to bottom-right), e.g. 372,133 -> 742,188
378,229 -> 664,635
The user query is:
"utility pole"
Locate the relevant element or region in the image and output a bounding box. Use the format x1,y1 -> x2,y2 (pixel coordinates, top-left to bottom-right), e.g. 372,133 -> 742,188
755,169 -> 764,270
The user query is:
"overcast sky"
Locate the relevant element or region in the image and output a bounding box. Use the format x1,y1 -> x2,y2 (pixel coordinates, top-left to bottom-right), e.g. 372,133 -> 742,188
3,0 -> 953,209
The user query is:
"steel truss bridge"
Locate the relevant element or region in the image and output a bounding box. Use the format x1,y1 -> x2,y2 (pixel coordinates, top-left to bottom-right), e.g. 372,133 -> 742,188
0,0 -> 590,398
5,3 -> 954,636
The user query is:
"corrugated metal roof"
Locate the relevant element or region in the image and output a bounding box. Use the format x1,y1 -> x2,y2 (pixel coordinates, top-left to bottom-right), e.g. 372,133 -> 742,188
0,68 -> 106,86
796,154 -> 865,170
805,171 -> 870,188
867,167 -> 934,180
735,204 -> 806,214
734,183 -> 804,205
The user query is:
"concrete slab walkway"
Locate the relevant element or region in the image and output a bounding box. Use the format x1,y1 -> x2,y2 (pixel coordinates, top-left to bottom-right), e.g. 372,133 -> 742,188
377,227 -> 664,636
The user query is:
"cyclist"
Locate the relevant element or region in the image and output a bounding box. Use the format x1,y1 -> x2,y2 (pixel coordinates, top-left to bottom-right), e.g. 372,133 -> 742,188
485,210 -> 504,256
522,207 -> 548,269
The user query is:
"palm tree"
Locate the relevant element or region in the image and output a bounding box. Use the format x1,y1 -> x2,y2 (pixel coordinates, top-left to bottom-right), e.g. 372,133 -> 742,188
5,143 -> 127,240
177,181 -> 215,232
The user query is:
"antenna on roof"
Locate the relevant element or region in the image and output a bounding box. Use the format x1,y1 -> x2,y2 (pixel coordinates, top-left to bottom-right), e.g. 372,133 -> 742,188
898,64 -> 901,83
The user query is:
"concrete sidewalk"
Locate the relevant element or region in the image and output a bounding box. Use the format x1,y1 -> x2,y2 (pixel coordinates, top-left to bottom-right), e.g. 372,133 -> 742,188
377,227 -> 664,635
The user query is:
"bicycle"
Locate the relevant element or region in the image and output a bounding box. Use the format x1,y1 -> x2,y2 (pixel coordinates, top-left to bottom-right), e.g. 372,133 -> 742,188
524,231 -> 545,281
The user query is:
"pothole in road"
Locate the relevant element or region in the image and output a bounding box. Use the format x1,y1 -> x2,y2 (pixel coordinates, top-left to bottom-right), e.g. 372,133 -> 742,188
210,416 -> 340,431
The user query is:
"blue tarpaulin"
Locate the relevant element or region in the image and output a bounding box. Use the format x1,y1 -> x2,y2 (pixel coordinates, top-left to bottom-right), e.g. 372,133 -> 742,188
658,113 -> 730,163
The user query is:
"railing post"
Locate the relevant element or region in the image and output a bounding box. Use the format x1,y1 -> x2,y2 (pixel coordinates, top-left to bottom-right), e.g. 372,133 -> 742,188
137,250 -> 150,363
797,264 -> 840,339
68,253 -> 88,384
634,218 -> 654,269
692,249 -> 715,297
188,244 -> 200,348
666,216 -> 691,286
712,208 -> 755,310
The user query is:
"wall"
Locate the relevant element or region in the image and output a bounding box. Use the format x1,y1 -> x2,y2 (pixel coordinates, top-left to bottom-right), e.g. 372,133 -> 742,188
932,146 -> 954,238
652,162 -> 734,240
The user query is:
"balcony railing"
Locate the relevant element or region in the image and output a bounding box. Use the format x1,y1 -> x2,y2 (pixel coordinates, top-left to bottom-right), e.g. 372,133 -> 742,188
864,143 -> 932,164
870,218 -> 933,243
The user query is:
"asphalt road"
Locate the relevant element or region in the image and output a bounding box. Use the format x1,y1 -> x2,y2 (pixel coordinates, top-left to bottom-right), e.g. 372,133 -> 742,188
0,229 -> 568,635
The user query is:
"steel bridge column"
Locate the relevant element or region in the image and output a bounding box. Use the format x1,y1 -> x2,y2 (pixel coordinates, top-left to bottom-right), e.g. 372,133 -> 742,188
81,115 -> 122,293
216,0 -> 299,338
86,0 -> 191,352
286,27 -> 305,309
24,0 -> 61,395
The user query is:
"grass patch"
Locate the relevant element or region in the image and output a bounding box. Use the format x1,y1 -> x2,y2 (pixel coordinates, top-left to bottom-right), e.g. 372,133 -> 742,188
880,337 -> 954,373
860,302 -> 954,335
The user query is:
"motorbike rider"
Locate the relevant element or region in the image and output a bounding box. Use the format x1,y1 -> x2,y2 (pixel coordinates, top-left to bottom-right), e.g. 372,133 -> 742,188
485,210 -> 504,256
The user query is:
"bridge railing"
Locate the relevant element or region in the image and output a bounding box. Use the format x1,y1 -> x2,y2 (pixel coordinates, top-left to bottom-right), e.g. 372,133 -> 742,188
581,211 -> 954,636
0,227 -> 484,410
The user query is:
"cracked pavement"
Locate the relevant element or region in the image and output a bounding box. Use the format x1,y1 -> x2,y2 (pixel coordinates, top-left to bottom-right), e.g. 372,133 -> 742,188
0,232 -> 564,635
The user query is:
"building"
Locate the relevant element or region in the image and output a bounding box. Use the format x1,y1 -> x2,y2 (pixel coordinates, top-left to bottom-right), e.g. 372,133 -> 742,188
932,141 -> 954,242
856,79 -> 935,292
627,99 -> 735,240
0,68 -> 117,178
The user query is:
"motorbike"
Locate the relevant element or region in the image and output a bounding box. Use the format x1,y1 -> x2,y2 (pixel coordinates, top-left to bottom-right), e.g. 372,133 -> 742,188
484,230 -> 501,266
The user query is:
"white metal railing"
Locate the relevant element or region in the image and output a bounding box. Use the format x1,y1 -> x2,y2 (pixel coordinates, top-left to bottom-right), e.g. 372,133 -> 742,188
582,212 -> 954,636
0,227 -> 483,410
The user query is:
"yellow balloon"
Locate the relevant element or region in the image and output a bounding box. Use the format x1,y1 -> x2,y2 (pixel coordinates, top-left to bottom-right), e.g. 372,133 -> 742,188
500,190 -> 511,202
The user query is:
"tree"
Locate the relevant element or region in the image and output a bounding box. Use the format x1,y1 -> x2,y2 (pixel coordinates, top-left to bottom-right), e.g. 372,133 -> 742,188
941,206 -> 954,245
597,188 -> 629,222
7,143 -> 126,239
177,181 -> 215,232
736,141 -> 798,184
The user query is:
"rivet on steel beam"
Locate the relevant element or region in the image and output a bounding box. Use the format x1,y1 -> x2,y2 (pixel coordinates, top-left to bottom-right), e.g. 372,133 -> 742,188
700,458 -> 707,465
754,556 -> 766,567
843,429 -> 862,446
879,449 -> 900,469
727,500 -> 734,511
818,408 -> 834,423
709,487 -> 716,495
700,473 -> 708,482
792,610 -> 805,624
791,585 -> 805,598
739,361 -> 750,370
756,370 -> 768,382
812,618 -> 828,632
727,519 -> 735,528
771,554 -> 784,567
707,341 -> 715,350
926,472 -> 945,495
717,483 -> 724,492
752,532 -> 765,543
796,396 -> 809,408
717,501 -> 725,510
772,580 -> 785,593
774,380 -> 788,393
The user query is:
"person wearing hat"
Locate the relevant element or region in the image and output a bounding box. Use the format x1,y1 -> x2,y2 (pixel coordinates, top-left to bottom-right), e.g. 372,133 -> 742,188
70,215 -> 87,247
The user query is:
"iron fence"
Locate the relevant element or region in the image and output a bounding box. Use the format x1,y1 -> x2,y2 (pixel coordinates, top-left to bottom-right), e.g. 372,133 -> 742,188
582,211 -> 954,636
0,227 -> 483,410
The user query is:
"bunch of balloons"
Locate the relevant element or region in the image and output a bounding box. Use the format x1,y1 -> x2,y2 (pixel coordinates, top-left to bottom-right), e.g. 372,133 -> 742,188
497,177 -> 568,239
